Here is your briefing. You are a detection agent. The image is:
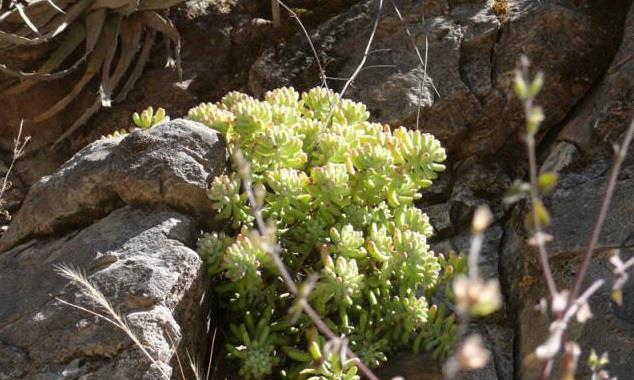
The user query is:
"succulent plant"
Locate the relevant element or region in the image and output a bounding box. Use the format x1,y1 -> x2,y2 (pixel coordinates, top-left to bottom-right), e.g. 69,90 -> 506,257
100,105 -> 169,139
0,0 -> 185,145
191,87 -> 455,377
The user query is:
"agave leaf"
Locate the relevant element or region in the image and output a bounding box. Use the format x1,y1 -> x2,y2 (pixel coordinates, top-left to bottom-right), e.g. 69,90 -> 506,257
115,29 -> 154,102
99,14 -> 122,106
34,11 -> 121,123
84,8 -> 106,53
4,22 -> 86,94
138,0 -> 185,11
92,0 -> 131,10
16,3 -> 40,34
51,18 -> 145,148
0,0 -> 71,25
45,0 -> 66,15
0,0 -> 91,46
139,10 -> 180,78
99,16 -> 142,105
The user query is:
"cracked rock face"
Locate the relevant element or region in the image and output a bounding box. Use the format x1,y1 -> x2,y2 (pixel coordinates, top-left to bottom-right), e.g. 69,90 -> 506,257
0,120 -> 226,379
248,1 -> 632,379
249,0 -> 628,161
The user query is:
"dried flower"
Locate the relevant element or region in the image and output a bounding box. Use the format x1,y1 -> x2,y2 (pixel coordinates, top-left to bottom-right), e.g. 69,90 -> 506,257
457,334 -> 490,370
453,275 -> 502,317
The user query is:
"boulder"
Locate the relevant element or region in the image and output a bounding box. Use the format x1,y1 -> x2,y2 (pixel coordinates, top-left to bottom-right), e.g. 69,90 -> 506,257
499,4 -> 634,378
0,207 -> 206,379
0,119 -> 226,379
249,0 -> 630,161
501,158 -> 634,380
0,119 -> 226,252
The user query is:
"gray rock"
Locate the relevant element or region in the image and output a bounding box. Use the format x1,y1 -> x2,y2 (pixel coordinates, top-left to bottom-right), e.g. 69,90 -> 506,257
375,323 -> 514,380
0,206 -> 208,379
540,141 -> 580,175
453,224 -> 504,281
500,162 -> 634,380
375,351 -> 444,380
423,203 -> 454,237
0,119 -> 226,251
556,2 -> 634,155
249,0 -> 628,162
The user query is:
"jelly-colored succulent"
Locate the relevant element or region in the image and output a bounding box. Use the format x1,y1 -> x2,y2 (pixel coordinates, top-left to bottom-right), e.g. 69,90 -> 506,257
192,87 -> 453,377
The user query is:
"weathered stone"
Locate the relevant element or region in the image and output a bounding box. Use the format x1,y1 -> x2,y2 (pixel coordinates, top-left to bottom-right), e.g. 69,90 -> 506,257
249,0 -> 629,161
0,119 -> 226,251
375,323 -> 514,380
540,141 -> 581,175
423,203 -> 454,237
0,206 -> 208,379
449,159 -> 510,229
556,3 -> 634,155
375,351 -> 443,380
453,224 -> 504,281
419,167 -> 454,206
501,158 -> 634,380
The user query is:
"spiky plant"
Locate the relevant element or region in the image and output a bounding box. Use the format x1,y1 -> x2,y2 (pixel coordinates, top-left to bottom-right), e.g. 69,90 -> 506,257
193,87 -> 456,378
0,0 -> 185,145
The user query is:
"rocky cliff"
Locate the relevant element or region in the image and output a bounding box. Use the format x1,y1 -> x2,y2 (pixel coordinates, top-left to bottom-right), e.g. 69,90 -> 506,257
0,0 -> 632,379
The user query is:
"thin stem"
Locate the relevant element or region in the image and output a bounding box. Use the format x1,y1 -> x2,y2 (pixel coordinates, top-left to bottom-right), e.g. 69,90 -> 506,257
271,0 -> 281,28
321,0 -> 384,132
236,157 -> 380,380
526,135 -> 558,298
569,118 -> 634,301
389,0 -> 440,99
339,0 -> 383,98
0,120 -> 29,204
277,1 -> 328,89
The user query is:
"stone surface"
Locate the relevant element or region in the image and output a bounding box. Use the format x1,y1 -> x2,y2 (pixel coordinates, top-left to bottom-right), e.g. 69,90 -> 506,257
0,117 -> 229,379
249,0 -> 629,161
453,224 -> 504,281
0,206 -> 207,379
501,157 -> 634,380
556,3 -> 634,155
0,119 -> 226,251
375,323 -> 514,380
423,203 -> 454,238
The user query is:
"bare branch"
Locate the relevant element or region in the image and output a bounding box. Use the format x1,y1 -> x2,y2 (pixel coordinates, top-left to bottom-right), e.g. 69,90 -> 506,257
570,117 -> 634,301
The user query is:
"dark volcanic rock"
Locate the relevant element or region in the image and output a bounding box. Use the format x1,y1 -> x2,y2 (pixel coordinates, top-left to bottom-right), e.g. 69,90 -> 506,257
249,0 -> 629,162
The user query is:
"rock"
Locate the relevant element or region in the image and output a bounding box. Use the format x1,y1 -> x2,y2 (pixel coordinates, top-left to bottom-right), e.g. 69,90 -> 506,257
540,141 -> 581,175
419,167 -> 454,206
448,159 -> 510,230
556,3 -> 634,155
0,119 -> 226,251
375,351 -> 444,380
0,118 -> 227,378
453,224 -> 504,281
423,203 -> 454,238
375,323 -> 514,380
249,0 -> 629,161
500,158 -> 634,380
0,206 -> 208,379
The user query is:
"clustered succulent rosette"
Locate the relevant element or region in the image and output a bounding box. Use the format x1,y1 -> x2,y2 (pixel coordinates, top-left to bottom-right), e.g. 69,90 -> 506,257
192,87 -> 451,379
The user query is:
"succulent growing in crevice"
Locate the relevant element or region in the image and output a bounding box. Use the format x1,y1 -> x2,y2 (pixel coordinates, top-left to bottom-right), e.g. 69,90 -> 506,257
0,0 -> 185,145
192,87 -> 456,377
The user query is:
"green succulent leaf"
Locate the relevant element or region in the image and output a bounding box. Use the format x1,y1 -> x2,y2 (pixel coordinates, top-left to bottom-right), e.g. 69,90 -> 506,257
191,87 -> 449,378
